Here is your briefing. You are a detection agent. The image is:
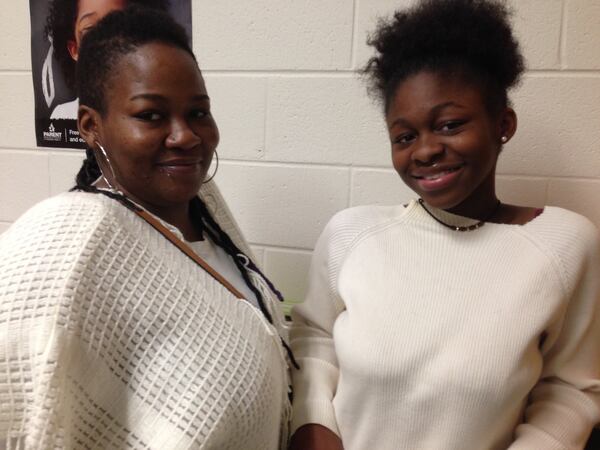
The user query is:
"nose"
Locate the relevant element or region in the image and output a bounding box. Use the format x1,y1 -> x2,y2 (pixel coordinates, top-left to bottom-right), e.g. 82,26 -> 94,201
412,134 -> 444,166
165,118 -> 202,150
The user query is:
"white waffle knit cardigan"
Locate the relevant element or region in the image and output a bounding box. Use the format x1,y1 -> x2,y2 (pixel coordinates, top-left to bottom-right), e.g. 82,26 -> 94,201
0,182 -> 291,450
291,200 -> 600,450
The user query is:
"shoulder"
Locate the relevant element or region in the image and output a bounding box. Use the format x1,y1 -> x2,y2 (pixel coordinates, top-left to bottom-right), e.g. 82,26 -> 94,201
310,203 -> 410,278
520,206 -> 600,290
525,206 -> 599,252
318,203 -> 409,251
1,192 -> 134,251
0,192 -> 133,305
9,191 -> 124,223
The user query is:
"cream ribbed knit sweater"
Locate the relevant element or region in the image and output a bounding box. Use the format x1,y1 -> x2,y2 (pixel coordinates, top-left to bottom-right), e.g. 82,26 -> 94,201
291,200 -> 600,450
0,184 -> 290,449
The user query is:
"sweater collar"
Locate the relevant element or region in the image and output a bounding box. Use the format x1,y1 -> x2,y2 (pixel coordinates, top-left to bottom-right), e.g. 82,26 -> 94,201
413,199 -> 492,229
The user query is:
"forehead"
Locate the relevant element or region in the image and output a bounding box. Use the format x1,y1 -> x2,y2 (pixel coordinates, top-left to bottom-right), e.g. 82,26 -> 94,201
387,71 -> 487,119
105,42 -> 205,103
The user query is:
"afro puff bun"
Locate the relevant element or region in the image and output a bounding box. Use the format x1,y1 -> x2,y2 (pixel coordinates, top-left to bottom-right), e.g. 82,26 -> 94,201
363,0 -> 525,113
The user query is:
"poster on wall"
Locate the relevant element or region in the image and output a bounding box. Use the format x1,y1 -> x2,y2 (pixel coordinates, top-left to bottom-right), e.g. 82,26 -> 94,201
29,0 -> 192,149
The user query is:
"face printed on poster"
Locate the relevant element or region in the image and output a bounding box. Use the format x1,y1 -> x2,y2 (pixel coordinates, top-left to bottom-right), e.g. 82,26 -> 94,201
29,0 -> 192,149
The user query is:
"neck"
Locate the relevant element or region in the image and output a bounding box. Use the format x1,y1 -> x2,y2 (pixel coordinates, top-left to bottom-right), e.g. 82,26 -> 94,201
145,202 -> 196,238
445,175 -> 500,222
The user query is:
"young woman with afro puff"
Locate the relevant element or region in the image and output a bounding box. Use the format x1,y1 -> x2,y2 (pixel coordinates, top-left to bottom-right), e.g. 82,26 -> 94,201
289,1 -> 600,449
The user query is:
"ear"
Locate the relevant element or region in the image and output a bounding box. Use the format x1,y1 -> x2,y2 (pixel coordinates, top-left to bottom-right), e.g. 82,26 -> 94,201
67,39 -> 79,61
78,104 -> 102,149
498,107 -> 517,145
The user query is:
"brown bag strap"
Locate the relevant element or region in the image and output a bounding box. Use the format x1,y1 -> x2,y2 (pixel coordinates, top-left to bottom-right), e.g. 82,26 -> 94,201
134,208 -> 246,300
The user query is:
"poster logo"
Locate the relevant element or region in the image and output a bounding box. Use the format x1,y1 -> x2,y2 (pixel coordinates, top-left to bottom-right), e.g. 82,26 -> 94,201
43,122 -> 62,142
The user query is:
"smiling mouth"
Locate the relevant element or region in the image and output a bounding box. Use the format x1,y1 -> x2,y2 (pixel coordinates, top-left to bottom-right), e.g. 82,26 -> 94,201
413,164 -> 464,180
411,164 -> 465,192
157,160 -> 202,167
156,161 -> 203,177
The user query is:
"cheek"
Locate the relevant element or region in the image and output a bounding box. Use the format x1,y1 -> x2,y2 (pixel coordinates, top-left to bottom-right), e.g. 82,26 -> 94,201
205,121 -> 220,148
470,139 -> 501,170
108,137 -> 156,179
391,148 -> 408,172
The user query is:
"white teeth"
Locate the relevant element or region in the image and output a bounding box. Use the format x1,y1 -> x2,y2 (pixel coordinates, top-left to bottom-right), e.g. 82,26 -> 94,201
423,169 -> 455,180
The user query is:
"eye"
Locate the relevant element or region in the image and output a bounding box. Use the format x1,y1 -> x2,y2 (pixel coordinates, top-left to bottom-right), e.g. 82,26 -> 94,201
393,132 -> 417,146
190,109 -> 211,120
135,111 -> 163,122
437,120 -> 465,134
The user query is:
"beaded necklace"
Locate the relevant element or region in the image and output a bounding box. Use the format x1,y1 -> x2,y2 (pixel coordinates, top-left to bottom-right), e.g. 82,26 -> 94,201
418,198 -> 501,232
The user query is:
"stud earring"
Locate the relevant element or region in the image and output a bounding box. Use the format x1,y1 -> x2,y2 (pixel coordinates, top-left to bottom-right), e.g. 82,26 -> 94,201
501,136 -> 508,143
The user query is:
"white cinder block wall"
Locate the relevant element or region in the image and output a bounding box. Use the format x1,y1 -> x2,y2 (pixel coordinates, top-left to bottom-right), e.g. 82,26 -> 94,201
1,1 -> 599,302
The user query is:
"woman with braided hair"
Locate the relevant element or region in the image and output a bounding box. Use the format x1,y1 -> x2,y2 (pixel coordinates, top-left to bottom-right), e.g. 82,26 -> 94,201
0,7 -> 292,449
289,1 -> 600,449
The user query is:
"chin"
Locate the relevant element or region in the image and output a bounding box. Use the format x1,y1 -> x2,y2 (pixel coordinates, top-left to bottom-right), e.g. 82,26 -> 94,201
416,190 -> 467,211
158,186 -> 202,206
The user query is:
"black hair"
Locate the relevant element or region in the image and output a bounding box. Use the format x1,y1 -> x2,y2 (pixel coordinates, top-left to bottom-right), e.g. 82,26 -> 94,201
363,0 -> 525,115
45,0 -> 170,91
76,6 -> 193,115
72,6 -> 298,370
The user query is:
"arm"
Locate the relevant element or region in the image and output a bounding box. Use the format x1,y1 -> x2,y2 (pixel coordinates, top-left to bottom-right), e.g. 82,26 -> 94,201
289,216 -> 349,448
289,424 -> 343,450
509,228 -> 600,449
0,196 -> 105,447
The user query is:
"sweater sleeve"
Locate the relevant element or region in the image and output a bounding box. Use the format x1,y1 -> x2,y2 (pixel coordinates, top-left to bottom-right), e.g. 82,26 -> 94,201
0,194 -> 108,448
289,220 -> 345,436
290,205 -> 382,437
509,220 -> 600,449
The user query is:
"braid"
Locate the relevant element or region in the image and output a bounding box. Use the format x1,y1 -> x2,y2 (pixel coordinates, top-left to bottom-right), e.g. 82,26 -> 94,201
70,177 -> 298,369
73,159 -> 283,321
190,196 -> 299,370
75,148 -> 102,188
190,197 -> 277,322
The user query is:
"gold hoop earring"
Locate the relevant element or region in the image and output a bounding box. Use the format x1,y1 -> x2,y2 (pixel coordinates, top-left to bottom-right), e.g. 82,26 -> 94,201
203,150 -> 219,184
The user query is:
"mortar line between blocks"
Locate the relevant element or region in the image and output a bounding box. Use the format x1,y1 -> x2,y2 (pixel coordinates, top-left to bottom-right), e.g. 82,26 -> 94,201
202,70 -> 358,78
526,70 -> 600,77
201,69 -> 600,78
0,70 -> 31,75
559,0 -> 568,70
497,174 -> 600,183
0,147 -> 82,154
218,159 -> 600,181
262,78 -> 269,160
3,68 -> 600,77
220,159 -> 397,172
349,167 -> 356,207
350,0 -> 360,70
46,148 -> 52,196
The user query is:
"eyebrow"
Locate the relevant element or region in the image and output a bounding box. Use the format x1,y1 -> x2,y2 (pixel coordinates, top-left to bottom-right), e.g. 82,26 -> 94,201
129,93 -> 211,102
388,101 -> 465,129
77,12 -> 97,26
